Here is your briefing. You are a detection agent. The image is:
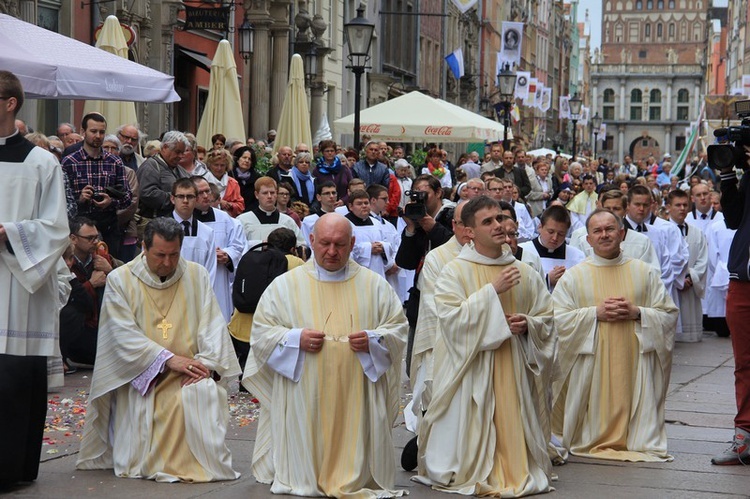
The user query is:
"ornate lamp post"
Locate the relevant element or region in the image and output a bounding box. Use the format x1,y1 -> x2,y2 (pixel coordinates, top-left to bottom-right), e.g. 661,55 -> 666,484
497,63 -> 517,152
569,93 -> 583,160
344,4 -> 375,150
591,112 -> 602,160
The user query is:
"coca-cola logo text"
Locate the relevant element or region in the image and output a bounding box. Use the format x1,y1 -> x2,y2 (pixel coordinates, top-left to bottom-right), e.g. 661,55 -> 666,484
424,126 -> 453,136
360,124 -> 381,133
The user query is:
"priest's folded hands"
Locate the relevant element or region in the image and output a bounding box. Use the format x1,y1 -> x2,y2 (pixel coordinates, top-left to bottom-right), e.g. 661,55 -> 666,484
300,327 -> 371,352
595,297 -> 640,322
165,354 -> 211,386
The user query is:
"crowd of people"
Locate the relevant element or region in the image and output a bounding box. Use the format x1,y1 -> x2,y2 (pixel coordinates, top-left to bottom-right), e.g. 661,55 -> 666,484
3,67 -> 750,496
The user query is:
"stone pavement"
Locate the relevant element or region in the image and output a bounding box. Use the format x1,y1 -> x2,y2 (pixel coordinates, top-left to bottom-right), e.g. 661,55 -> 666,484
4,331 -> 749,498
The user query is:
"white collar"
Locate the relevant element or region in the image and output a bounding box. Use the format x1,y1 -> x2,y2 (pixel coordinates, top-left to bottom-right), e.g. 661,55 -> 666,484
0,128 -> 19,145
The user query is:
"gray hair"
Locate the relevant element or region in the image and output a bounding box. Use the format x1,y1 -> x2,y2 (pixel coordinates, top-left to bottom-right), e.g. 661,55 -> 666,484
183,132 -> 197,150
143,217 -> 184,250
295,152 -> 313,165
115,124 -> 144,141
160,130 -> 190,150
103,134 -> 121,149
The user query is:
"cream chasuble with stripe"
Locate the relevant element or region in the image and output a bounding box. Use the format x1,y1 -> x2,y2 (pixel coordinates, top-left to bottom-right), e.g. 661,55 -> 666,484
551,253 -> 678,462
77,256 -> 241,482
244,260 -> 408,498
415,244 -> 555,497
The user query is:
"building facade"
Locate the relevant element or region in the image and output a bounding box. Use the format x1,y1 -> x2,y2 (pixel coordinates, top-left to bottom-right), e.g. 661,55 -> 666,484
593,0 -> 706,162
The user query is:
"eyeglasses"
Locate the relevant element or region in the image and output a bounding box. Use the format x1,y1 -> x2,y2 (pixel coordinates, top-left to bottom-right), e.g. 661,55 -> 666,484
173,194 -> 196,201
506,231 -> 520,238
118,132 -> 139,142
75,233 -> 100,242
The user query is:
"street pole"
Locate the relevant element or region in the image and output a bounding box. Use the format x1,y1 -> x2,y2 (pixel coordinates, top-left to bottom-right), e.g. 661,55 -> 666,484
503,100 -> 511,152
353,66 -> 364,151
571,118 -> 578,161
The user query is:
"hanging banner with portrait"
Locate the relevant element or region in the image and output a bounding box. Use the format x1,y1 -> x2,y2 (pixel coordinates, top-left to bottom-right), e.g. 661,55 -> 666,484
499,22 -> 524,67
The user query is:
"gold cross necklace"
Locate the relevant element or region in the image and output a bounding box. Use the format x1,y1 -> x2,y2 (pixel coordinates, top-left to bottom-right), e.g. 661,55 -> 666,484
141,282 -> 182,339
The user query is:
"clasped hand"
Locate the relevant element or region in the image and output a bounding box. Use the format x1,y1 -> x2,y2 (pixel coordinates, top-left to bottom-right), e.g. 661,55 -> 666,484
301,328 -> 370,353
596,297 -> 639,322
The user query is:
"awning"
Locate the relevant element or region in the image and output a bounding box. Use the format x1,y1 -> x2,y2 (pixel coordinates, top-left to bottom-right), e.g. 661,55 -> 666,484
176,45 -> 213,73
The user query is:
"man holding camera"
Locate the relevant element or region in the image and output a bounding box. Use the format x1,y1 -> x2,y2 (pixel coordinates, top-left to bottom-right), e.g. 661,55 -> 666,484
711,143 -> 750,465
62,112 -> 132,259
395,174 -> 455,376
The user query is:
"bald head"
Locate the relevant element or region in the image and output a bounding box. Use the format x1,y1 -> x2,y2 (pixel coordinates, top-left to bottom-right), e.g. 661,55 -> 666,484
311,213 -> 355,272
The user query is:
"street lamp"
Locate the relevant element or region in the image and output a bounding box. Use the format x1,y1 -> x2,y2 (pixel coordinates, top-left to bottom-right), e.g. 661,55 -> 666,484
344,4 -> 375,150
303,44 -> 318,87
591,112 -> 602,160
569,93 -> 583,160
497,63 -> 517,152
237,19 -> 254,61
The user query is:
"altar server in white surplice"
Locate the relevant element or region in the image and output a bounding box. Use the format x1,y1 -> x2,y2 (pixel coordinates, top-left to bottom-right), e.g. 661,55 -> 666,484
685,182 -> 724,233
243,213 -> 408,498
0,70 -> 71,487
192,177 -> 247,322
170,178 -> 217,288
301,180 -> 339,246
704,218 -> 736,334
569,189 -> 661,270
519,205 -> 585,292
666,189 -> 709,343
552,209 -> 678,463
77,218 -> 241,482
345,190 -> 396,280
415,196 -> 554,497
236,177 -> 305,248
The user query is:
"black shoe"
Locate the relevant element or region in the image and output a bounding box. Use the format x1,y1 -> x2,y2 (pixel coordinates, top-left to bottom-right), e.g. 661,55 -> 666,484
401,436 -> 418,471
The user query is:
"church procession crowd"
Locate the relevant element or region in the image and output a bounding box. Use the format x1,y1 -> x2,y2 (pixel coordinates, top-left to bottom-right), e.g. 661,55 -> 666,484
3,68 -> 750,497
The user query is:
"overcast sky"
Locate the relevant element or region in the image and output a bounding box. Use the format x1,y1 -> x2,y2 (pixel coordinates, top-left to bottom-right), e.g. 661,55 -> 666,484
578,0 -> 602,50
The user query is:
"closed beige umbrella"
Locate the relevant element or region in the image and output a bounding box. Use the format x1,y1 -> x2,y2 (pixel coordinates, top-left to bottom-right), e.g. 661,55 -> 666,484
197,39 -> 246,149
273,54 -> 312,153
82,16 -> 138,134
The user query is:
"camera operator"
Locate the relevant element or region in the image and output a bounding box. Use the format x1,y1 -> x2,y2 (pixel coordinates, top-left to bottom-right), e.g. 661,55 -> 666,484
396,174 -> 455,376
712,143 -> 750,465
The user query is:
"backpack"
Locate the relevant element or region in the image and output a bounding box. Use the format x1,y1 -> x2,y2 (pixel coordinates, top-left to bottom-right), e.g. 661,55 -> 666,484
232,243 -> 289,314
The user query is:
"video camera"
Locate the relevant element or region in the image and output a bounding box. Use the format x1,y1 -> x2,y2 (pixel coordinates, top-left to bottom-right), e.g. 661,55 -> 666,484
708,99 -> 750,171
403,190 -> 428,220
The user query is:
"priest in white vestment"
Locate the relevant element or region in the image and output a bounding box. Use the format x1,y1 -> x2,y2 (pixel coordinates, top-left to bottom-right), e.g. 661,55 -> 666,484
193,177 -> 247,322
569,189 -> 660,271
0,72 -> 71,486
236,177 -> 305,248
552,209 -> 678,463
566,175 -> 599,230
77,218 -> 241,482
170,178 -> 217,287
416,196 -> 555,497
667,189 -> 709,342
243,213 -> 408,498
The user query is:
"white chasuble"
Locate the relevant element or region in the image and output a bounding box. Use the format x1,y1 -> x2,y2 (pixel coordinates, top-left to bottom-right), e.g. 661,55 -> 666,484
415,245 -> 554,497
551,253 -> 678,462
76,256 -> 241,482
244,260 -> 408,498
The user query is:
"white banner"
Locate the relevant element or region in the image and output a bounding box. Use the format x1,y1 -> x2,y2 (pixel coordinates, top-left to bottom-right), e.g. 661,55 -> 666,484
579,106 -> 590,126
499,22 -> 524,67
524,78 -> 538,107
742,74 -> 750,97
514,71 -> 530,100
451,0 -> 479,13
599,122 -> 607,137
534,83 -> 545,110
540,88 -> 552,113
559,96 -> 570,119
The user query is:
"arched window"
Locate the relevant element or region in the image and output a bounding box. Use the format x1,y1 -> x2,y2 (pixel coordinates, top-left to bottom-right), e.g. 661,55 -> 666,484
668,0 -> 675,6
636,0 -> 643,9
631,89 -> 642,103
645,23 -> 651,37
657,0 -> 664,7
693,22 -> 702,41
669,23 -> 675,38
603,89 -> 615,102
657,23 -> 663,37
677,89 -> 690,120
677,89 -> 689,102
647,0 -> 653,8
650,89 -> 661,102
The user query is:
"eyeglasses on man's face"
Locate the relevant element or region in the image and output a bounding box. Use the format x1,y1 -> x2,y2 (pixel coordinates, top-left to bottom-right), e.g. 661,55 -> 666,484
173,194 -> 196,201
75,233 -> 100,242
